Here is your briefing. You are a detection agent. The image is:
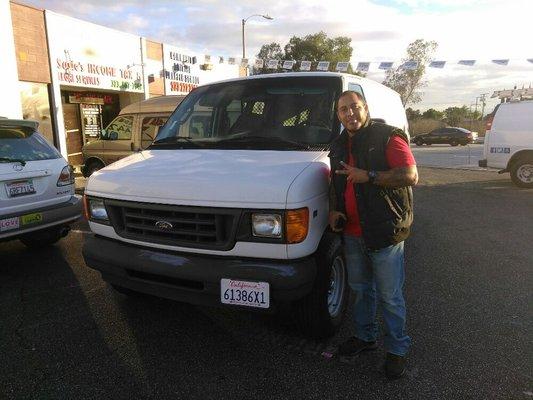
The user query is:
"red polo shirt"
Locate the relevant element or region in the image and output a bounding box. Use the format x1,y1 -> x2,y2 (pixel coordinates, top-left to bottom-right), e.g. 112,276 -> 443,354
344,135 -> 416,237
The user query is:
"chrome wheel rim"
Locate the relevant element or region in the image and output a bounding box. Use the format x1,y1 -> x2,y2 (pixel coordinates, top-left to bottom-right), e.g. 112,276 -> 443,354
517,164 -> 533,183
327,255 -> 346,318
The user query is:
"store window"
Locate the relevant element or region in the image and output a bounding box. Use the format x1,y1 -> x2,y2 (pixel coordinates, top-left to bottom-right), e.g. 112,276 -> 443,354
19,82 -> 55,146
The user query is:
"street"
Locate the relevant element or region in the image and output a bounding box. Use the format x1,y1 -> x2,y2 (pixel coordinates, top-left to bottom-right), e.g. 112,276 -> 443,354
1,167 -> 532,399
410,143 -> 484,169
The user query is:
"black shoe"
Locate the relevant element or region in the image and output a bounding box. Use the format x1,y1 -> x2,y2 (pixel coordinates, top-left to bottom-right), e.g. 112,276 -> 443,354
384,353 -> 406,380
337,337 -> 378,356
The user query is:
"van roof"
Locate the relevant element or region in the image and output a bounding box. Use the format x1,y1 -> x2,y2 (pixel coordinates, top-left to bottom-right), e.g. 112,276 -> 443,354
119,95 -> 186,115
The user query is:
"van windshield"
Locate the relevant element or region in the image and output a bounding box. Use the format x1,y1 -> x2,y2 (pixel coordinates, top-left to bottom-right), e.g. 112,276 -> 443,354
152,76 -> 341,150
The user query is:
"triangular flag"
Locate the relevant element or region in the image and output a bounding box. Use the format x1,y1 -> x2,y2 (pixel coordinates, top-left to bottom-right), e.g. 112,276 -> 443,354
526,58 -> 533,64
282,60 -> 295,70
429,61 -> 446,68
254,59 -> 264,69
336,62 -> 349,72
458,60 -> 476,66
356,62 -> 370,72
299,61 -> 311,71
492,59 -> 509,66
378,62 -> 394,70
266,59 -> 279,69
316,61 -> 330,71
400,60 -> 418,70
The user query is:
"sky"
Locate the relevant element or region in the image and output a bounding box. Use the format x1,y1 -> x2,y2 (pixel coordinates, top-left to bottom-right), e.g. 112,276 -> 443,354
21,0 -> 533,113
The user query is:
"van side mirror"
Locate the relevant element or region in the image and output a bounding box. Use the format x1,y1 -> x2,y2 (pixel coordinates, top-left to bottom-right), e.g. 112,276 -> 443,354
100,129 -> 107,139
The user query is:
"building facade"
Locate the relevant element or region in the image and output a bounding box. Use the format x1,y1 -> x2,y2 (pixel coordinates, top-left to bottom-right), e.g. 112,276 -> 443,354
1,0 -> 241,166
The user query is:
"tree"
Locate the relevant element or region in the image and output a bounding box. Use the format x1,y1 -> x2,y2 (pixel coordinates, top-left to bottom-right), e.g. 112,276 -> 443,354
382,39 -> 438,107
254,31 -> 362,75
444,106 -> 469,126
422,108 -> 444,120
406,107 -> 422,121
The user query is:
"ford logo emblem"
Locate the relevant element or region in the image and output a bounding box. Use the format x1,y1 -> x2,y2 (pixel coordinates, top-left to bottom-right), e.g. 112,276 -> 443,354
13,164 -> 24,171
155,220 -> 173,230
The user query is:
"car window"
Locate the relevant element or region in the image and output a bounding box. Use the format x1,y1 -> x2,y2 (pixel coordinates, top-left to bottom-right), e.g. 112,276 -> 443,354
104,115 -> 133,140
431,129 -> 442,135
141,116 -> 168,149
0,126 -> 62,161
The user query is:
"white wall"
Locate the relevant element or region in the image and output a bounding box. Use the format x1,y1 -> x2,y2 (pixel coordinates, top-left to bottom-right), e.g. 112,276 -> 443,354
0,0 -> 22,118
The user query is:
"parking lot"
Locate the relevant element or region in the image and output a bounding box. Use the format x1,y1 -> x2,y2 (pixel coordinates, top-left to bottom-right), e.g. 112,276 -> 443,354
410,143 -> 484,169
1,167 -> 532,399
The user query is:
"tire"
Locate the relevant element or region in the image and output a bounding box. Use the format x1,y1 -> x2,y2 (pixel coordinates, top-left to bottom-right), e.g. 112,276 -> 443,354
20,226 -> 66,248
414,139 -> 423,146
510,158 -> 533,188
450,140 -> 459,146
84,160 -> 104,177
296,233 -> 349,339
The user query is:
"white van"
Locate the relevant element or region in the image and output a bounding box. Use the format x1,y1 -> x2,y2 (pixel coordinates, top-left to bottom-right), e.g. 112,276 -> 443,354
479,100 -> 533,188
82,72 -> 408,338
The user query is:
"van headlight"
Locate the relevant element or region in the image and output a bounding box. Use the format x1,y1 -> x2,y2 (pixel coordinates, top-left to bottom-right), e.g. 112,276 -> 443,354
86,197 -> 109,222
252,213 -> 282,238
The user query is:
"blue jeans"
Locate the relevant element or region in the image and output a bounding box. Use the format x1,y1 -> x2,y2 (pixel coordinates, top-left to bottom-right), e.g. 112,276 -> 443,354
344,235 -> 411,356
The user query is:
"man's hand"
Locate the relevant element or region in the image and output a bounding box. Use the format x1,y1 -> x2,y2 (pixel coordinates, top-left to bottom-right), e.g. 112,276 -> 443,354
335,161 -> 369,184
329,211 -> 347,232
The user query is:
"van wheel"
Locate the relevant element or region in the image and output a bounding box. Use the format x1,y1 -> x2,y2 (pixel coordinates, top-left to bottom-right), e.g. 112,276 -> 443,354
85,160 -> 104,177
510,158 -> 533,188
296,233 -> 348,339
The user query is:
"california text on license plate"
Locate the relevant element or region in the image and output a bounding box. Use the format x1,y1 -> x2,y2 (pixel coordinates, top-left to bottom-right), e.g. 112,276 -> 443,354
220,279 -> 270,309
6,180 -> 35,198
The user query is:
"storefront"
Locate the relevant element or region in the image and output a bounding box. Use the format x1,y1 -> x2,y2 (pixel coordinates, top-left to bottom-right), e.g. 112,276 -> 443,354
45,11 -> 147,165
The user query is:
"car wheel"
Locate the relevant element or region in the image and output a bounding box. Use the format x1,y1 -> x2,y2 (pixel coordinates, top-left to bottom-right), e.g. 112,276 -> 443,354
510,157 -> 533,188
450,140 -> 459,146
296,233 -> 348,339
84,160 -> 104,177
414,139 -> 423,146
20,226 -> 67,248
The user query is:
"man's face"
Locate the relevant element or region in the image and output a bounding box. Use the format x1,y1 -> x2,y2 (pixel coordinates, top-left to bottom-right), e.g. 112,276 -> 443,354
336,93 -> 369,134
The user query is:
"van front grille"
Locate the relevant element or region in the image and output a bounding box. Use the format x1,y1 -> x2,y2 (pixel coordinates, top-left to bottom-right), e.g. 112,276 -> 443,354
105,199 -> 241,251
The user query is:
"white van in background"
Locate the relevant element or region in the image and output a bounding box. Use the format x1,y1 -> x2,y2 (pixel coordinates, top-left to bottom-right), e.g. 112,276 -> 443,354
479,101 -> 533,188
82,72 -> 408,338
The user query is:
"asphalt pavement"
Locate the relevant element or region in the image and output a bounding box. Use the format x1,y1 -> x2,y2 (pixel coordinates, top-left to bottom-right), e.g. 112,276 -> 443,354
1,167 -> 532,399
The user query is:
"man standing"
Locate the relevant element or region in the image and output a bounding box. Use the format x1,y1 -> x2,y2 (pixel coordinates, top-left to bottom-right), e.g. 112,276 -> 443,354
329,90 -> 418,380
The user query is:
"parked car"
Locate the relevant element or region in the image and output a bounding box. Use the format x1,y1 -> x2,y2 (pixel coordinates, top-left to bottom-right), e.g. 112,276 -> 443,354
0,119 -> 81,247
81,95 -> 186,177
414,127 -> 474,146
82,72 -> 409,339
473,135 -> 485,144
479,100 -> 533,188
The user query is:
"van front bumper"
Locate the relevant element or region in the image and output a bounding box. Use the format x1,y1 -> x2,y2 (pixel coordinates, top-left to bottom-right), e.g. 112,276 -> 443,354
83,235 -> 317,310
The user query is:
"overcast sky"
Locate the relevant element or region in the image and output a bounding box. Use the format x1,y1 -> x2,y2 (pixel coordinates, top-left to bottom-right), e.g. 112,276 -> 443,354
21,0 -> 533,113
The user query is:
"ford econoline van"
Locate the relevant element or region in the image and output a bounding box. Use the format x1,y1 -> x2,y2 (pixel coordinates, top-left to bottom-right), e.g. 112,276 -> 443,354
82,72 -> 408,338
479,100 -> 533,188
81,95 -> 185,176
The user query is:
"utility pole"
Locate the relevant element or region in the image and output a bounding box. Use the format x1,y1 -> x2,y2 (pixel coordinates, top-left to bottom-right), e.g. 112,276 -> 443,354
479,93 -> 488,120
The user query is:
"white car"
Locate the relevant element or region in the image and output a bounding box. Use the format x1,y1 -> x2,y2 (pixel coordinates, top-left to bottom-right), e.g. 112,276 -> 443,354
0,119 -> 82,247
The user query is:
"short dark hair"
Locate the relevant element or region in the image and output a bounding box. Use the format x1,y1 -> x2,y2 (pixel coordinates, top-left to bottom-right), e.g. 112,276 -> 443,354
336,90 -> 366,110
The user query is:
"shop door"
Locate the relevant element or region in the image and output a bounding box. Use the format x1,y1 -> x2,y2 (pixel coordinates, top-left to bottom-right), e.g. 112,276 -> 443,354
62,103 -> 84,165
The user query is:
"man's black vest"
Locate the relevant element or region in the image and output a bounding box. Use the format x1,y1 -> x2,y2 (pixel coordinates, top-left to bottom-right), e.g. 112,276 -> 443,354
329,121 -> 414,250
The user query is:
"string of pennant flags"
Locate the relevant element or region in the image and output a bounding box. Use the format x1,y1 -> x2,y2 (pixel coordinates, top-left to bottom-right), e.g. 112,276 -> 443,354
203,54 -> 533,72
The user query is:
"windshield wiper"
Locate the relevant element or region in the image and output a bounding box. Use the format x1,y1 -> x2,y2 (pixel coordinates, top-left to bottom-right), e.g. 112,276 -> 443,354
0,157 -> 26,166
214,135 -> 309,150
150,136 -> 204,148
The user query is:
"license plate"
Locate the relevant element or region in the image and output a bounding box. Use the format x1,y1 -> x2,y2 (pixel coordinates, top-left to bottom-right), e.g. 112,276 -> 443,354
21,213 -> 42,225
220,279 -> 270,309
6,180 -> 35,198
0,217 -> 19,232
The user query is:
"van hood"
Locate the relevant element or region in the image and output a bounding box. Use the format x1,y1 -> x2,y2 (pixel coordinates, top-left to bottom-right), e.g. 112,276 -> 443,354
86,149 -> 325,207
